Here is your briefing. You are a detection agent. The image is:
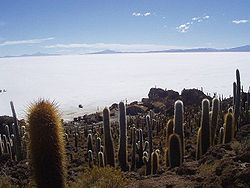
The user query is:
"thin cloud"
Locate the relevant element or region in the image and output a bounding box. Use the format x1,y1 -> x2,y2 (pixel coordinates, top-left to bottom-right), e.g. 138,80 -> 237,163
44,43 -> 186,52
132,12 -> 152,17
232,19 -> 249,24
0,37 -> 54,46
177,15 -> 210,33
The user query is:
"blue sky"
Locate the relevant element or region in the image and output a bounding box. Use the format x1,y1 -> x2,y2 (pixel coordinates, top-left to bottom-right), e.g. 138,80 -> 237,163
0,0 -> 250,56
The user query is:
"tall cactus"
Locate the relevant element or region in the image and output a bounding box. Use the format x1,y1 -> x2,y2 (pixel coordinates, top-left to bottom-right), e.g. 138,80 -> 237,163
103,107 -> 115,167
234,69 -> 241,130
137,129 -> 144,168
28,100 -> 66,188
87,133 -> 93,152
223,113 -> 234,144
174,100 -> 184,157
131,126 -> 137,171
166,119 -> 174,141
118,102 -> 129,171
10,101 -> 22,161
168,133 -> 182,168
146,115 -> 152,175
211,98 -> 220,146
200,99 -> 210,155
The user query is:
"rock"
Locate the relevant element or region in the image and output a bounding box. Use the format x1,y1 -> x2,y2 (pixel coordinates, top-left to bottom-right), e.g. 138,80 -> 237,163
126,104 -> 147,116
148,88 -> 179,101
181,89 -> 209,106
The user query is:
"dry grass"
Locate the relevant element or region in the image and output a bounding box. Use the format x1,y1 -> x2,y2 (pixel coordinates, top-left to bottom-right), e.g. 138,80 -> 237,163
70,166 -> 131,188
198,160 -> 220,176
0,177 -> 17,188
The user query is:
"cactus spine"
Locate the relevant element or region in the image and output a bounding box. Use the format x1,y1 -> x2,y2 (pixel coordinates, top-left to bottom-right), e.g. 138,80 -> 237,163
103,107 -> 115,167
28,100 -> 66,188
174,100 -> 184,157
200,99 -> 210,155
223,113 -> 234,144
211,98 -> 219,146
118,102 -> 129,171
168,133 -> 182,168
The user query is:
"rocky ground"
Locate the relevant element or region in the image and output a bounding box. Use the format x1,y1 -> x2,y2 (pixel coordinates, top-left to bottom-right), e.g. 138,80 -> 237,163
0,87 -> 249,188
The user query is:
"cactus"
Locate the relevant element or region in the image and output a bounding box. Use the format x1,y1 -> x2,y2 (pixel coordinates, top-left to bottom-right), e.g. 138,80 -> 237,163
223,113 -> 234,144
144,141 -> 149,152
196,127 -> 202,160
166,119 -> 174,142
10,101 -> 22,161
218,127 -> 224,144
233,82 -> 237,106
168,133 -> 182,168
142,151 -> 149,175
87,133 -> 93,152
88,150 -> 94,168
96,137 -> 101,155
137,129 -> 144,168
165,148 -> 169,167
151,151 -> 159,175
200,99 -> 210,155
103,107 -> 115,167
131,126 -> 137,171
146,115 -> 152,175
28,100 -> 66,188
118,102 -> 129,171
234,69 -> 241,130
98,151 -> 105,167
173,100 -> 184,157
0,135 -> 4,155
211,98 -> 220,146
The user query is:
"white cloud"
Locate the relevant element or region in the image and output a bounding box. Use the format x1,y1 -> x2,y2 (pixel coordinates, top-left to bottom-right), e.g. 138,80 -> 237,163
0,37 -> 54,46
132,12 -> 152,17
232,19 -> 249,24
132,12 -> 141,16
144,12 -> 151,16
44,43 -> 186,52
176,23 -> 191,33
177,15 -> 209,33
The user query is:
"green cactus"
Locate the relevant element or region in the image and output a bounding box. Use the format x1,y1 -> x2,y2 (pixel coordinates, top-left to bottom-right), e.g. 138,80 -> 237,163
28,99 -> 66,188
168,133 -> 182,168
223,113 -> 235,144
174,100 -> 184,157
142,151 -> 149,176
103,107 -> 115,167
151,151 -> 159,175
200,99 -> 210,155
211,98 -> 220,146
96,137 -> 101,155
118,101 -> 129,171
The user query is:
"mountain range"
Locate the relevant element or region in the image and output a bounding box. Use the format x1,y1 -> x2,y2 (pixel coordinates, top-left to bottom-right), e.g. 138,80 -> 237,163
1,45 -> 250,58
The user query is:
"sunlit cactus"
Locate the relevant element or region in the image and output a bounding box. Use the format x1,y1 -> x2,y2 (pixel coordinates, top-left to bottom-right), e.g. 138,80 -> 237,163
88,150 -> 94,168
151,151 -> 159,175
211,98 -> 220,146
174,100 -> 184,156
28,99 -> 66,188
98,151 -> 105,167
87,133 -> 93,152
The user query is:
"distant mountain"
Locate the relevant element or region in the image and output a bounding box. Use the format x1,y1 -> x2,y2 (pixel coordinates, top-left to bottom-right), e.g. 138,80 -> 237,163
88,49 -> 121,54
89,45 -> 250,54
0,52 -> 60,58
1,45 -> 250,58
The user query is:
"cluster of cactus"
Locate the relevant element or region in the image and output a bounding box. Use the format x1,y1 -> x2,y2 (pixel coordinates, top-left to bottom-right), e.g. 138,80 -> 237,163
0,102 -> 26,161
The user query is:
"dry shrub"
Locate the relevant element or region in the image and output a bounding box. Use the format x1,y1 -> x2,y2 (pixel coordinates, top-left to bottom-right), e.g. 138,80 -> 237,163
70,166 -> 130,188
